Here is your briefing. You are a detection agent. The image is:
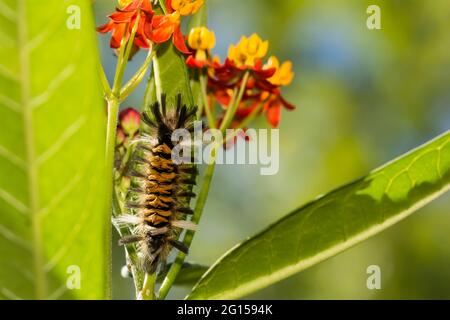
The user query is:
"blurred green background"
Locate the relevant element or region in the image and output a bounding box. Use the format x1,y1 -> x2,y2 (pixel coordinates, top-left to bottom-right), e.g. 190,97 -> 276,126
94,0 -> 450,299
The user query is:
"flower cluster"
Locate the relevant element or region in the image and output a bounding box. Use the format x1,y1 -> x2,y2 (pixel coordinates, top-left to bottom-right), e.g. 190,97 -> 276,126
97,0 -> 204,54
186,30 -> 295,128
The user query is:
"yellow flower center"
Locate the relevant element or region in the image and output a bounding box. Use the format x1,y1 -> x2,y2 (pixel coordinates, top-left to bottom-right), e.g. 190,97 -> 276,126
188,27 -> 216,61
228,34 -> 269,68
265,56 -> 294,86
171,0 -> 204,16
118,0 -> 133,7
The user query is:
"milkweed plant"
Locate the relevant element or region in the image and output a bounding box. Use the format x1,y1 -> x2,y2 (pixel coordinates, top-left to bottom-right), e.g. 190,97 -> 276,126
98,0 -> 295,300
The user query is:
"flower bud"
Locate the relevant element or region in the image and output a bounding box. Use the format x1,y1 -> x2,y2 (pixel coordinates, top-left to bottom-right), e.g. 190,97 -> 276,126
119,108 -> 141,137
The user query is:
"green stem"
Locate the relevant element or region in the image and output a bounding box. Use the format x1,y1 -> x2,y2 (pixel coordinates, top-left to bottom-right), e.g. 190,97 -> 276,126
103,15 -> 143,299
220,71 -> 250,134
199,74 -> 216,129
140,273 -> 156,300
120,48 -> 156,101
158,0 -> 168,13
104,96 -> 119,300
98,62 -> 111,98
224,102 -> 264,144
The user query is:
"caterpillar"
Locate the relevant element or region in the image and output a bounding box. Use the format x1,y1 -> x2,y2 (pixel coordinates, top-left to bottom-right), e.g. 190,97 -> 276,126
117,94 -> 198,274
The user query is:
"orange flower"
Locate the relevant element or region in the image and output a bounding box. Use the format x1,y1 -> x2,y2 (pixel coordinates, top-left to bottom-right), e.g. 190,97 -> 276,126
97,0 -> 154,49
150,0 -> 204,54
150,12 -> 190,54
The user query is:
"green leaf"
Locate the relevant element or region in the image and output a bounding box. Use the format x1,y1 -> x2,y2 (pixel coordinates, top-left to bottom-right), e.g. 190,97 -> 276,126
187,131 -> 450,299
0,0 -> 107,299
151,42 -> 194,108
157,262 -> 209,287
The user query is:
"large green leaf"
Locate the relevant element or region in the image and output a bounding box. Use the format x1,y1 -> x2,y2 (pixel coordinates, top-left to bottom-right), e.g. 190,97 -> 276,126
187,131 -> 450,299
0,0 -> 107,299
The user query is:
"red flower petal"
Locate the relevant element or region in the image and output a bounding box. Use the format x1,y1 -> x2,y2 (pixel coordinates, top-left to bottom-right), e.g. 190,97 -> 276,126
143,17 -> 153,40
173,26 -> 191,54
279,94 -> 296,110
151,27 -> 173,43
266,104 -> 281,128
109,10 -> 136,23
214,89 -> 233,107
186,55 -> 207,68
165,0 -> 174,13
140,0 -> 153,13
135,35 -> 150,48
110,23 -> 128,48
151,15 -> 174,43
96,21 -> 114,33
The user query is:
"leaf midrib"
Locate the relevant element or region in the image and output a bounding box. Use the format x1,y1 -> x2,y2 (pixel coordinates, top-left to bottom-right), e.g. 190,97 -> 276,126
18,0 -> 46,299
192,180 -> 450,299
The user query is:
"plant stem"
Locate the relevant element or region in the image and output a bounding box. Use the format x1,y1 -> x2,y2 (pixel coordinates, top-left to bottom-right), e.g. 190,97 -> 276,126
224,102 -> 264,144
120,48 -> 156,101
199,74 -> 216,129
140,273 -> 156,300
104,97 -> 119,300
220,71 -> 250,134
103,16 -> 142,299
158,0 -> 168,13
98,62 -> 111,98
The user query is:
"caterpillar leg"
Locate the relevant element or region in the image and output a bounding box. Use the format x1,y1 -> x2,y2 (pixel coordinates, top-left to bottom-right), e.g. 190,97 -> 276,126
119,235 -> 143,245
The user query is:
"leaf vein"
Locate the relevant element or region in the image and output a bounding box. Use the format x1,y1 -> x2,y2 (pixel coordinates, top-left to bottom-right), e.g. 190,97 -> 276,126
30,65 -> 75,109
0,144 -> 26,169
0,186 -> 29,215
37,116 -> 86,166
0,94 -> 21,113
0,0 -> 16,21
1,287 -> 23,300
0,223 -> 31,251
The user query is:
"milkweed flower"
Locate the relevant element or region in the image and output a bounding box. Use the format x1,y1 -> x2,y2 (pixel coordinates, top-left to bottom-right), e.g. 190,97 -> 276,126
149,0 -> 204,54
228,34 -> 269,68
265,56 -> 294,86
97,0 -> 205,54
184,29 -> 296,130
186,27 -> 216,68
97,0 -> 154,49
168,0 -> 204,16
150,12 -> 190,53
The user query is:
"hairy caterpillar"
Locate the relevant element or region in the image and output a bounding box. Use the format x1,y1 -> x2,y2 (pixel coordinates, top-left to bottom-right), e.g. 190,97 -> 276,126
117,95 -> 198,273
